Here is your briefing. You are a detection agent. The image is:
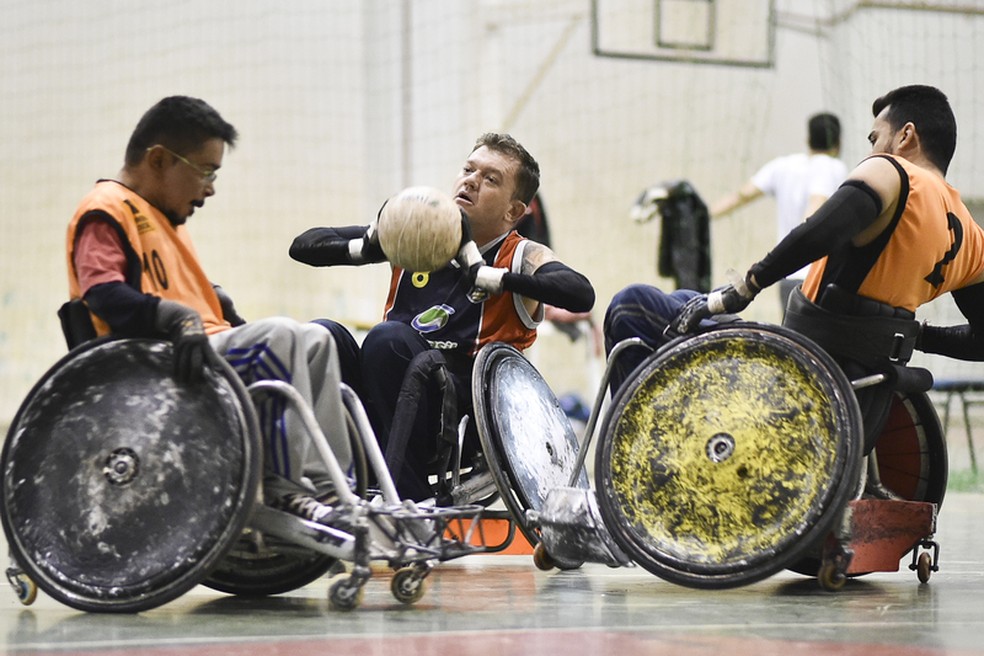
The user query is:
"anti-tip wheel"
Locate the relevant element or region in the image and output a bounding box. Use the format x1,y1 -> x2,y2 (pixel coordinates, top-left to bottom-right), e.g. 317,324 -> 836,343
390,566 -> 427,605
818,561 -> 847,592
8,571 -> 37,606
327,572 -> 365,612
916,551 -> 933,584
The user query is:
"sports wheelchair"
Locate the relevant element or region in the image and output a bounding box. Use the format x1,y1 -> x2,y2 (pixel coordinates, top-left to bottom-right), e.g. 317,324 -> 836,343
1,325 -> 585,612
1,333 -> 494,612
529,322 -> 946,590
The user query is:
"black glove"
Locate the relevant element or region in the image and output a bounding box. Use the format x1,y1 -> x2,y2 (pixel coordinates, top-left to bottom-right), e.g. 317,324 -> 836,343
666,294 -> 712,337
669,274 -> 760,335
213,284 -> 246,326
155,300 -> 211,383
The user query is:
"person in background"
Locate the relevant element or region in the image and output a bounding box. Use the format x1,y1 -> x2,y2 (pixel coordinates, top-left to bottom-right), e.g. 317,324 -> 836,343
711,112 -> 848,315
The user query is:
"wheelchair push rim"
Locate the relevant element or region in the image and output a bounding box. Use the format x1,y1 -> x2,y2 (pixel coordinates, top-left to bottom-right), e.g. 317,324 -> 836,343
473,342 -> 589,547
1,337 -> 262,612
595,323 -> 864,588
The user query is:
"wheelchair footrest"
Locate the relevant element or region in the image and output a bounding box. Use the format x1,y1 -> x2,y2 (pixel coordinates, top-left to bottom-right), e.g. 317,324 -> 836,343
374,503 -> 488,562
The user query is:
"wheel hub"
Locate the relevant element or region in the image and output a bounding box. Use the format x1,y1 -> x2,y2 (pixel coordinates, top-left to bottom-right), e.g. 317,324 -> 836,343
103,447 -> 140,486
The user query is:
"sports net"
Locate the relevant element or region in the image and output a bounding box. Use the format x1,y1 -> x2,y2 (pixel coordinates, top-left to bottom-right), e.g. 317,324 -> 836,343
2,0 -> 983,425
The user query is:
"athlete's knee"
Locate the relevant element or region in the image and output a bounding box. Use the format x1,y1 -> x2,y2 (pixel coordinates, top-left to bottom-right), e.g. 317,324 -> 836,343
605,284 -> 664,337
307,319 -> 363,389
252,315 -> 302,335
362,322 -> 431,398
309,318 -> 358,352
363,320 -> 420,354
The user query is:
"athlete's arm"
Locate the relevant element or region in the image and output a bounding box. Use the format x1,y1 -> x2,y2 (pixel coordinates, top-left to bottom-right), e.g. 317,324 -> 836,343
74,218 -> 128,291
74,220 -> 159,334
466,240 -> 594,312
748,179 -> 885,288
501,261 -> 595,313
289,225 -> 386,266
918,282 -> 984,360
84,281 -> 160,335
748,156 -> 901,288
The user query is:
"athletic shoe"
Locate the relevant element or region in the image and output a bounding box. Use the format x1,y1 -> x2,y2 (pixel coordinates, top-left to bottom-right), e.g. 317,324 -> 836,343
272,492 -> 336,525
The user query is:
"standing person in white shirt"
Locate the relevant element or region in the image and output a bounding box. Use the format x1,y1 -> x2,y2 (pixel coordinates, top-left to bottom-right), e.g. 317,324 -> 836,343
711,113 -> 848,315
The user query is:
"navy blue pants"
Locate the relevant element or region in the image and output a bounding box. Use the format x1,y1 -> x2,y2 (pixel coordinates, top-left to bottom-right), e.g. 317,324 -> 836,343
602,284 -> 702,396
360,321 -> 475,501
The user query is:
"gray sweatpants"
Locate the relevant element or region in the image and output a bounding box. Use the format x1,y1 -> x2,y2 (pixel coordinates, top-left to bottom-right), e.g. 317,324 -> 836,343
208,317 -> 351,497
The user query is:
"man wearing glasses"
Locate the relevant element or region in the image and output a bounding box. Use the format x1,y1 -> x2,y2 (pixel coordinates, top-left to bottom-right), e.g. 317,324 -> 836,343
65,95 -> 361,522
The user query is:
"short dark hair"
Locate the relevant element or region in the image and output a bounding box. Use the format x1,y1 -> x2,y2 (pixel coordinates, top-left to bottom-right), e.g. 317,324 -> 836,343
124,96 -> 238,166
872,85 -> 956,175
808,112 -> 840,151
473,132 -> 540,204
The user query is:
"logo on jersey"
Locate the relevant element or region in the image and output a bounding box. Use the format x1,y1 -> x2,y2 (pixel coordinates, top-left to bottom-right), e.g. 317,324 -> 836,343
467,286 -> 489,304
411,304 -> 455,333
124,198 -> 155,235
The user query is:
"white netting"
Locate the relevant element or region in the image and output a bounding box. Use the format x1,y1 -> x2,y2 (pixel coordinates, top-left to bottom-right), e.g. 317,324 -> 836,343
2,0 -> 984,425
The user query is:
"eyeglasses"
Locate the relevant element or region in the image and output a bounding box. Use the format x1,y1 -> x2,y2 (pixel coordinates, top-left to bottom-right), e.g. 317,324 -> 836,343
151,145 -> 218,184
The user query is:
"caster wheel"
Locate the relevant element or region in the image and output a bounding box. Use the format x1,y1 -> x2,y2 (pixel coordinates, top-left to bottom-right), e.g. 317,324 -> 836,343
818,561 -> 847,592
327,572 -> 364,611
533,542 -> 555,571
390,567 -> 427,605
916,551 -> 932,583
10,573 -> 37,606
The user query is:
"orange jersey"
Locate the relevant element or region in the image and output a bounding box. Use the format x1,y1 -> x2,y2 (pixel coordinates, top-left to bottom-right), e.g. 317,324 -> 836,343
802,155 -> 984,312
383,231 -> 541,356
66,180 -> 229,336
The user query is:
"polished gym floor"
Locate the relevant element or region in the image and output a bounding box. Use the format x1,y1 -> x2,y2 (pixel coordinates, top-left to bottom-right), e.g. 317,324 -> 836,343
0,488 -> 981,656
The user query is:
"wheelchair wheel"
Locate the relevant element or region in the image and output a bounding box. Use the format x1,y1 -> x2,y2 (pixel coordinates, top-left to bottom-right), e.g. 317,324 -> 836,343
595,323 -> 864,588
786,390 -> 947,578
872,391 -> 947,505
1,338 -> 261,612
473,343 -> 589,546
202,406 -> 369,596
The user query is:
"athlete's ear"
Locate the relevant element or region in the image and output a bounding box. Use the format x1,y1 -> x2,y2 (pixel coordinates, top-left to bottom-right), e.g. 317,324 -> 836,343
144,145 -> 167,171
897,121 -> 923,160
506,199 -> 528,225
899,121 -> 918,147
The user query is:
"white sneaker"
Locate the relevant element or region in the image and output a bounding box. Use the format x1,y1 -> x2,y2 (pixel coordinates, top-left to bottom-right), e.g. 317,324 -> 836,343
273,492 -> 335,524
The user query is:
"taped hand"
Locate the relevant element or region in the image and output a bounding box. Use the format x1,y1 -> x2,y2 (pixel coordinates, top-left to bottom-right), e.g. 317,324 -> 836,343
363,219 -> 385,262
348,219 -> 385,264
155,300 -> 211,383
706,273 -> 760,315
666,293 -> 712,336
668,273 -> 760,336
454,212 -> 505,296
